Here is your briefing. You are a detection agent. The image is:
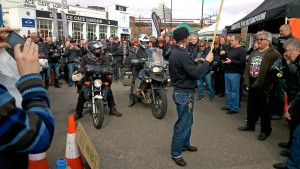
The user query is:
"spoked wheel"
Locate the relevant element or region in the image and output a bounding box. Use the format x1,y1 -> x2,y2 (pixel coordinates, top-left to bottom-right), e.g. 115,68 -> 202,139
151,89 -> 167,119
93,99 -> 105,129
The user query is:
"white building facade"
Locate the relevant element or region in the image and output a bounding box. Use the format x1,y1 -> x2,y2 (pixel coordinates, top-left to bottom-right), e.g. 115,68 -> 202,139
2,0 -> 130,40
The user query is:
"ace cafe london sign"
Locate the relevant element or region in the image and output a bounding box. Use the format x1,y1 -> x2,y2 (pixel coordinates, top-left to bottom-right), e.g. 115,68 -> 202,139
24,0 -> 70,10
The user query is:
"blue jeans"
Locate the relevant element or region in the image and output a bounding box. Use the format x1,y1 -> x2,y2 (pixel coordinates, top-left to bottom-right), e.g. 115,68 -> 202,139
171,90 -> 194,157
46,63 -> 59,80
67,63 -> 77,85
286,124 -> 300,169
225,73 -> 241,112
197,73 -> 214,99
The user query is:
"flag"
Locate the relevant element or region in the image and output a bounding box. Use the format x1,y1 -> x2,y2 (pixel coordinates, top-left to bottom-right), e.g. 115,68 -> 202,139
151,12 -> 161,38
52,11 -> 58,41
61,11 -> 69,40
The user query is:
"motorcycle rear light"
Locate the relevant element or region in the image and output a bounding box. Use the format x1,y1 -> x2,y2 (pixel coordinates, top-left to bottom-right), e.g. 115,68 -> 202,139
84,81 -> 91,85
103,82 -> 109,86
106,75 -> 112,79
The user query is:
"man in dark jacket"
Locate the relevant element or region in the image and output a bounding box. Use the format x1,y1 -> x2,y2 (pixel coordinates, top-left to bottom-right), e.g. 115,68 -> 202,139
126,34 -> 149,107
107,37 -> 120,81
271,24 -> 294,120
74,41 -> 122,120
273,38 -> 300,169
44,37 -> 61,89
169,27 -> 213,167
64,39 -> 82,87
238,31 -> 280,141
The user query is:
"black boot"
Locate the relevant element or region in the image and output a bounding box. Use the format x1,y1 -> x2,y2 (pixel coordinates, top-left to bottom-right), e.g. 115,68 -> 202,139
74,112 -> 83,121
45,79 -> 49,90
109,107 -> 122,117
55,79 -> 61,88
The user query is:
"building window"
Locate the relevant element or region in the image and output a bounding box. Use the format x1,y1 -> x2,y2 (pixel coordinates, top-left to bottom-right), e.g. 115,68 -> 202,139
87,24 -> 96,40
72,22 -> 83,40
99,25 -> 107,40
37,19 -> 52,41
58,21 -> 68,40
110,26 -> 117,38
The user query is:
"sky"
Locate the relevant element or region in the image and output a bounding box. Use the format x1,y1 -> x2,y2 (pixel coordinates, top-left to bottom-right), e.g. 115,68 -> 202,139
51,0 -> 265,25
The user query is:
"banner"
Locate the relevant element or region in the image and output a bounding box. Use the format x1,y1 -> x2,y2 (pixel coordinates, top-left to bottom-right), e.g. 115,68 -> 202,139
151,12 -> 161,38
151,20 -> 158,38
52,11 -> 59,41
61,11 -> 69,40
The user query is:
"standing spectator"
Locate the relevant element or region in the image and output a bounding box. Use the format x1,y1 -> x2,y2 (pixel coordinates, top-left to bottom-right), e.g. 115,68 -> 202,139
221,35 -> 246,114
195,40 -> 214,101
119,39 -> 130,67
212,36 -> 221,96
157,40 -> 168,56
271,24 -> 294,120
0,31 -> 54,168
44,37 -> 61,89
217,36 -> 230,97
238,31 -> 280,141
114,36 -> 120,46
38,33 -> 44,43
107,37 -> 120,81
99,37 -> 107,55
273,38 -> 300,169
79,39 -> 88,56
275,36 -> 300,157
168,27 -> 213,166
64,39 -> 82,87
165,35 -> 171,45
187,34 -> 198,58
150,36 -> 157,47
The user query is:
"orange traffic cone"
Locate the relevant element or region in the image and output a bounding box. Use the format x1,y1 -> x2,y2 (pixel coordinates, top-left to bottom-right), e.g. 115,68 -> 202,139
65,115 -> 84,169
284,93 -> 288,111
28,152 -> 49,169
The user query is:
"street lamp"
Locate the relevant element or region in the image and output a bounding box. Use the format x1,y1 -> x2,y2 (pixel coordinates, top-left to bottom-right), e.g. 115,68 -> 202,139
170,0 -> 172,28
201,0 -> 204,28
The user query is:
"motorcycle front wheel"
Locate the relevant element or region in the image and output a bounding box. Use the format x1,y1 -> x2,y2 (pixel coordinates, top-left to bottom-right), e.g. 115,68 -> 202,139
93,99 -> 105,129
151,89 -> 168,119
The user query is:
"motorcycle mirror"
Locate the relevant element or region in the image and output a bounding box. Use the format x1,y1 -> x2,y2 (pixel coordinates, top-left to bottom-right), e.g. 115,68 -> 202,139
131,59 -> 139,64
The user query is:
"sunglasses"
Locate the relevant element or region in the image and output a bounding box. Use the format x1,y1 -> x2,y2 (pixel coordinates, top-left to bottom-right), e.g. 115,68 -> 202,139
199,45 -> 205,47
256,38 -> 267,41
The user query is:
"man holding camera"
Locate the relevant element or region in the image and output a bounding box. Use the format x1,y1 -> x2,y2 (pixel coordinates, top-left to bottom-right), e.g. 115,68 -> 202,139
64,39 -> 82,87
44,37 -> 61,89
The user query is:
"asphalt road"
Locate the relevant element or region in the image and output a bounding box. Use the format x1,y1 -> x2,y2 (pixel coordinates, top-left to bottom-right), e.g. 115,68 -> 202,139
46,81 -> 289,169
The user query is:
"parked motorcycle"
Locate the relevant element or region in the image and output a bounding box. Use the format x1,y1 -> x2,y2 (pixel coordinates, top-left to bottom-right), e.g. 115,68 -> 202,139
76,64 -> 114,129
125,48 -> 170,119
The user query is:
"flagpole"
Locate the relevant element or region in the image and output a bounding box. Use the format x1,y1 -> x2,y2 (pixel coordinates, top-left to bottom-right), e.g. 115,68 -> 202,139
210,0 -> 224,54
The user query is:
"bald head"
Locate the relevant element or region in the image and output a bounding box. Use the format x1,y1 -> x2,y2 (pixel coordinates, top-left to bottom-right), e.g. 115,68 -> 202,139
46,37 -> 52,45
30,32 -> 38,43
279,24 -> 291,37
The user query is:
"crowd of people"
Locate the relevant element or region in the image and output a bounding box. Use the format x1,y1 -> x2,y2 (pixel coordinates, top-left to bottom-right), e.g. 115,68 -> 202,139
0,22 -> 299,168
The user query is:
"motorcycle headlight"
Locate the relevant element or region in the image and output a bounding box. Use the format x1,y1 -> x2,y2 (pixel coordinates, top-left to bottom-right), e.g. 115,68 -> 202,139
152,67 -> 162,73
94,79 -> 102,88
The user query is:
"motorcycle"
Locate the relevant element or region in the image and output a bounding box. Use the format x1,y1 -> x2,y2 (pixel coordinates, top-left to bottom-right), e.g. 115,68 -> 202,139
127,48 -> 170,119
76,64 -> 114,129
